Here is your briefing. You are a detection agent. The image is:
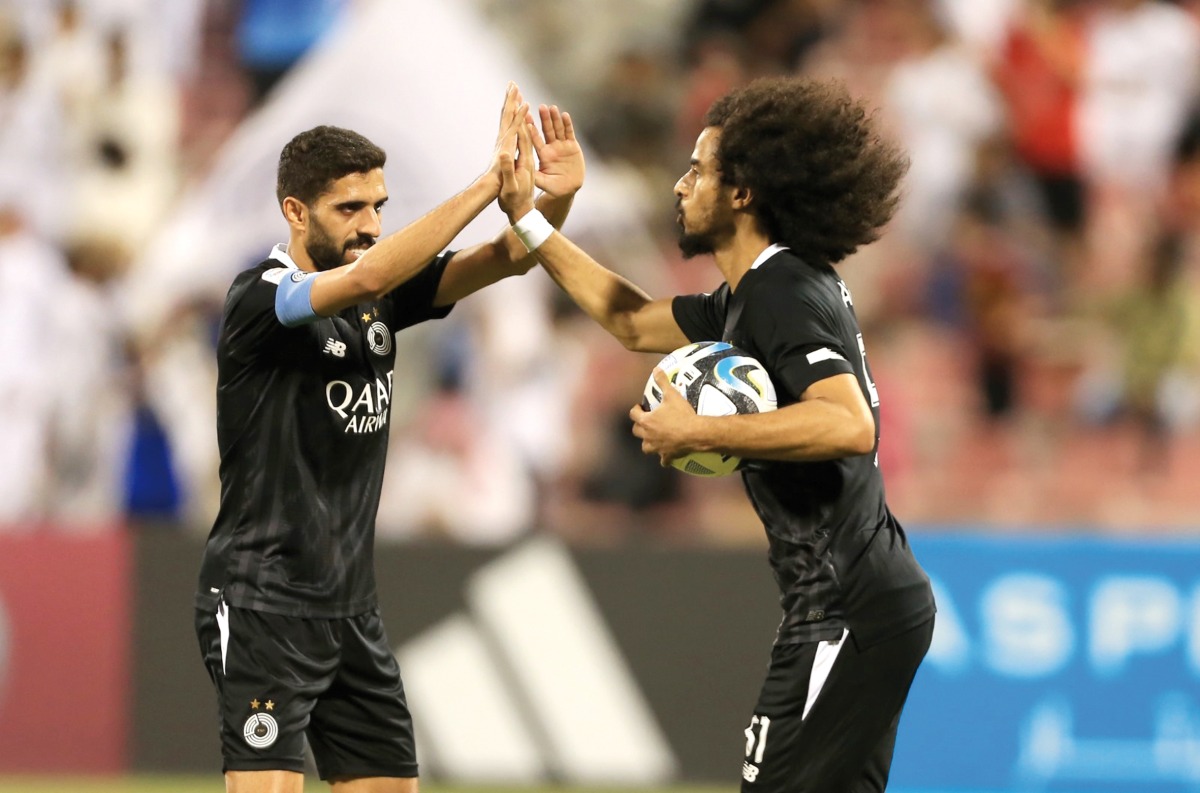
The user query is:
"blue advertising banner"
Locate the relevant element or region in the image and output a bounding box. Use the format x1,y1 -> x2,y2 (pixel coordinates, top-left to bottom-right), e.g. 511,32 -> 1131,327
890,535 -> 1200,793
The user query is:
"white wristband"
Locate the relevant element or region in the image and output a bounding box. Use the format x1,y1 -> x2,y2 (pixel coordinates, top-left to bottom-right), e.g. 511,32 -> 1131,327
512,209 -> 555,252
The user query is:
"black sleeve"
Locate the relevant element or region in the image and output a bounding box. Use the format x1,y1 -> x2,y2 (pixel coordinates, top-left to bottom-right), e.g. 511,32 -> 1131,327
221,268 -> 310,362
384,250 -> 456,331
745,278 -> 855,401
671,286 -> 727,343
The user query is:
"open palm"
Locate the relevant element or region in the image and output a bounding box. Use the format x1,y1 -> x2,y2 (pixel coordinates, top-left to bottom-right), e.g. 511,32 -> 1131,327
532,104 -> 585,198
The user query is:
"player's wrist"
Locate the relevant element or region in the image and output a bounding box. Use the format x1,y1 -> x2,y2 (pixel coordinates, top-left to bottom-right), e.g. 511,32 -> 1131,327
476,166 -> 504,196
511,207 -> 554,252
688,415 -> 724,455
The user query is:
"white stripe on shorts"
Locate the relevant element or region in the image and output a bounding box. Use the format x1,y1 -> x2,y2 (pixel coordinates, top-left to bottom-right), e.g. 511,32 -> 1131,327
215,598 -> 230,675
803,628 -> 849,720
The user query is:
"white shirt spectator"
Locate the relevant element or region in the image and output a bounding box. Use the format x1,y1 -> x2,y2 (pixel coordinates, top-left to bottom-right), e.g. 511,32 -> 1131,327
885,41 -> 1004,250
1078,0 -> 1200,191
0,223 -> 129,527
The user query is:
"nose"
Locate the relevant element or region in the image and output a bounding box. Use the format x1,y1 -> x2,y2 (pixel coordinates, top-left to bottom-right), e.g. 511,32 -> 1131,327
366,206 -> 384,237
674,176 -> 687,200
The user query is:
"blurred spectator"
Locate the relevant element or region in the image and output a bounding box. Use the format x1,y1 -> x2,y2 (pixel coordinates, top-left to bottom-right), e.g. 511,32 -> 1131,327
933,197 -> 1037,420
935,0 -> 1021,56
38,1 -> 104,120
0,203 -> 131,528
882,0 -> 1005,251
69,25 -> 180,251
0,13 -> 68,241
1077,232 -> 1200,468
1166,105 -> 1200,233
133,299 -> 223,528
377,379 -> 536,545
1075,0 -> 1200,295
1078,0 -> 1200,194
991,0 -> 1089,296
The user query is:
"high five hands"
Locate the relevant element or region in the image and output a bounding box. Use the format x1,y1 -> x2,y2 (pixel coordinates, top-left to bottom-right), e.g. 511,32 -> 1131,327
490,83 -> 529,196
531,101 -> 584,198
496,82 -> 584,221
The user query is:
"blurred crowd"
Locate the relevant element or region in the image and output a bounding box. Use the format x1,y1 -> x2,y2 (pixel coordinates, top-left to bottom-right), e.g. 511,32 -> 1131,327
2,0 -> 1199,540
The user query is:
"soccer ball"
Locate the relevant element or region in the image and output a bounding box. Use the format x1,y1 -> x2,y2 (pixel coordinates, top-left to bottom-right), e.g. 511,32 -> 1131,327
641,341 -> 777,476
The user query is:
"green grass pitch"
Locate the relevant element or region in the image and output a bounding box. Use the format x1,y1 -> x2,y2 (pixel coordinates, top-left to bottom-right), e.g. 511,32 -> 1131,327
0,781 -> 739,793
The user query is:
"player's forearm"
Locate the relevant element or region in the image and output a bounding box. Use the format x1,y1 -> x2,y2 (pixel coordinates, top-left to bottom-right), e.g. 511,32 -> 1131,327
689,401 -> 876,462
492,191 -> 578,275
431,190 -> 580,306
314,176 -> 497,313
533,232 -> 653,348
357,175 -> 498,295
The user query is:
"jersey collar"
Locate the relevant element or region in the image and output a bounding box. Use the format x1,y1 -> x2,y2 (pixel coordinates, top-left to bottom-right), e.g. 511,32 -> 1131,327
269,243 -> 301,269
749,243 -> 789,271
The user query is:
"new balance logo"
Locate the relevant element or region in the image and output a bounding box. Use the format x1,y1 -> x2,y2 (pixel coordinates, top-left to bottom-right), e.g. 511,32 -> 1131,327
743,762 -> 760,782
323,339 -> 347,358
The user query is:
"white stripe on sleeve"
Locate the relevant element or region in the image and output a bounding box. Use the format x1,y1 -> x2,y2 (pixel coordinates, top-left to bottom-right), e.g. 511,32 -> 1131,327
806,347 -> 846,365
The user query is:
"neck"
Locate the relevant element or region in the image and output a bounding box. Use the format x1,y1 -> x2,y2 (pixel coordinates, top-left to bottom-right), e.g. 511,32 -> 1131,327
286,236 -> 317,272
713,224 -> 773,292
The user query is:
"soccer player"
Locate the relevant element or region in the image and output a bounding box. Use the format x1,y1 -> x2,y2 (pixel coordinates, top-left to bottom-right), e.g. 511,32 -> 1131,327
193,84 -> 583,793
500,77 -> 936,792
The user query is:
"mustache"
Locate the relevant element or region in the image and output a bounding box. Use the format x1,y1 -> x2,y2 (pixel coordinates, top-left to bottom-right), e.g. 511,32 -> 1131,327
345,236 -> 376,251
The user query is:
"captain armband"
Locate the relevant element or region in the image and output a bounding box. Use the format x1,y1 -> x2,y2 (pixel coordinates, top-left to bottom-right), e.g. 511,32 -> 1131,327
274,270 -> 320,327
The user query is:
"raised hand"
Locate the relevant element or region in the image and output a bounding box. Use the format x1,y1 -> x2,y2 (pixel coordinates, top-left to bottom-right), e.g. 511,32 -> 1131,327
488,83 -> 530,194
531,104 -> 585,198
498,101 -> 536,222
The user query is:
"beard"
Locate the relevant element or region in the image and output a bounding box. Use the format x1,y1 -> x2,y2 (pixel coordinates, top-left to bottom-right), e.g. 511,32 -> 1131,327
676,200 -> 716,259
677,228 -> 715,259
306,221 -> 374,271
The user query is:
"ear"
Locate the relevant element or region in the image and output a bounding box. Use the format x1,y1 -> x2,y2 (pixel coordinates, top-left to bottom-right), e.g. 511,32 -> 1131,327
731,185 -> 753,210
281,196 -> 307,230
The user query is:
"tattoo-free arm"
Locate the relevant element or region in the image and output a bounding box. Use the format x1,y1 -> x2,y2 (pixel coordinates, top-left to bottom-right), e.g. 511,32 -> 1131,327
632,371 -> 876,463
309,176 -> 499,315
532,231 -> 688,353
432,190 -> 573,307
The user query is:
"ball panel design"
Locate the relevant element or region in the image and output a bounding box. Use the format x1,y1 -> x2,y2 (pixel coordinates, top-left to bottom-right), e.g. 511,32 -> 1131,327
641,341 -> 777,477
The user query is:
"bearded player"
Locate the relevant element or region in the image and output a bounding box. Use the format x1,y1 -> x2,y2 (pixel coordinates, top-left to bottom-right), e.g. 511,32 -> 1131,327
501,77 -> 935,792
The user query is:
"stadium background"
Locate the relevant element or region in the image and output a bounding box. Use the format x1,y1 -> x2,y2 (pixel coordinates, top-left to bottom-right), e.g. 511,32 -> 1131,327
1,0 -> 1200,791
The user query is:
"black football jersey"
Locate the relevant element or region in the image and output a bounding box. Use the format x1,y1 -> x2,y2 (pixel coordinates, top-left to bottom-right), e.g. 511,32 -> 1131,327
195,245 -> 453,618
672,245 -> 935,647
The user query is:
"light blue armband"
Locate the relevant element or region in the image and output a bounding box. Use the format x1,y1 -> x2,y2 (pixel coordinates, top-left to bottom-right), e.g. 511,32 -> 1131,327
274,270 -> 320,327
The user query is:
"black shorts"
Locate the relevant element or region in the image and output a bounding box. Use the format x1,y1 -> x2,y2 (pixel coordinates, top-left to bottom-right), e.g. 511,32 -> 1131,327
740,617 -> 934,793
194,602 -> 418,780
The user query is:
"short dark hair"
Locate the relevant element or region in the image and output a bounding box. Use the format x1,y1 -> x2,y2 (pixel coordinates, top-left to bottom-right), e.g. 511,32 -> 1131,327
276,125 -> 387,206
704,77 -> 908,264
